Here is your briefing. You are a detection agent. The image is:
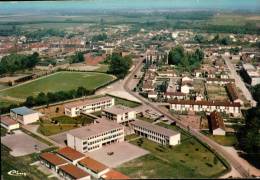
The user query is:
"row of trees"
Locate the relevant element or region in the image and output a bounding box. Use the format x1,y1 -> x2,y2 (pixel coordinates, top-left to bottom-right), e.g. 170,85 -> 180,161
24,87 -> 94,107
194,34 -> 233,45
236,84 -> 260,168
168,45 -> 204,72
91,33 -> 108,42
106,53 -> 133,79
0,52 -> 40,75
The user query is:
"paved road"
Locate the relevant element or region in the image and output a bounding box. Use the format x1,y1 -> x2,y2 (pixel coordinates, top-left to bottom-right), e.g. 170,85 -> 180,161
222,55 -> 256,107
123,58 -> 250,178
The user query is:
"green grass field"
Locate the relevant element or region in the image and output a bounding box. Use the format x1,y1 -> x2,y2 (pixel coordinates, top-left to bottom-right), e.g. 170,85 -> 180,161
0,71 -> 115,99
117,122 -> 229,178
201,130 -> 238,146
38,115 -> 94,136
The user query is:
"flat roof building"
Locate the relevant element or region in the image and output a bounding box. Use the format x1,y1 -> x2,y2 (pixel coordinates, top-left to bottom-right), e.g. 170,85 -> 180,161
67,119 -> 124,153
64,96 -> 115,117
130,120 -> 181,146
10,106 -> 39,125
102,105 -> 136,124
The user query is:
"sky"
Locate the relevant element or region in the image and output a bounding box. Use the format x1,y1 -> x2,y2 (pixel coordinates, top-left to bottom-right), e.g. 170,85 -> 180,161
0,0 -> 260,14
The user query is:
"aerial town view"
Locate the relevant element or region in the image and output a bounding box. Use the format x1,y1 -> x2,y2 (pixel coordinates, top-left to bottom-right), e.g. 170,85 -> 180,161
0,0 -> 260,179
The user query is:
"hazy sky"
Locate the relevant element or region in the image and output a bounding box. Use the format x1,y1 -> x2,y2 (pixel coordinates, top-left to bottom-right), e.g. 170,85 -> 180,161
1,0 -> 260,14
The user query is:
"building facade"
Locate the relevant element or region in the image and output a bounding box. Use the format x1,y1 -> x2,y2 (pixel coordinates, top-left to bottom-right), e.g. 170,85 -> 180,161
169,100 -> 241,116
102,105 -> 136,123
130,120 -> 181,146
64,97 -> 115,117
10,106 -> 39,125
67,119 -> 124,153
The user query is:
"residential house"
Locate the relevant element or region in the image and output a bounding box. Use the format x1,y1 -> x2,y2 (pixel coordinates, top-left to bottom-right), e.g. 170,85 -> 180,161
209,111 -> 226,136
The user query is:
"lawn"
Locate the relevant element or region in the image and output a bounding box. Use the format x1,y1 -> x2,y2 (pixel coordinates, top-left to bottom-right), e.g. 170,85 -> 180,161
0,71 -> 115,99
201,130 -> 238,146
38,115 -> 94,136
119,137 -> 228,178
1,144 -> 55,180
112,96 -> 141,108
124,134 -> 140,141
118,123 -> 229,178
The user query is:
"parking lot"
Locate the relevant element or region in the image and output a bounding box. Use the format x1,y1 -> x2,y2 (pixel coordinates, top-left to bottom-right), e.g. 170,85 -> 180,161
1,130 -> 49,156
86,142 -> 149,168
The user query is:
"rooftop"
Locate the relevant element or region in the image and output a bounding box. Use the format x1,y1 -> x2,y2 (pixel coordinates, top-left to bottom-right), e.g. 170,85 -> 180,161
103,105 -> 134,115
10,106 -> 36,116
59,164 -> 90,179
209,111 -> 225,131
0,116 -> 18,126
79,157 -> 108,173
131,119 -> 179,137
169,99 -> 241,107
226,83 -> 240,101
101,169 -> 129,180
40,152 -> 67,166
67,118 -> 123,140
64,96 -> 113,109
57,147 -> 85,161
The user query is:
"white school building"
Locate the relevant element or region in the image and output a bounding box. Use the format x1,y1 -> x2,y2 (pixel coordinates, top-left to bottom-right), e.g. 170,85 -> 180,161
64,96 -> 115,117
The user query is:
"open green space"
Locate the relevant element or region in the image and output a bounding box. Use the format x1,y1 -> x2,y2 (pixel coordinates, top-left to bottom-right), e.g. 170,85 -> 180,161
111,96 -> 141,108
201,130 -> 238,146
37,115 -> 94,136
0,71 -> 115,99
125,134 -> 140,141
118,137 -> 228,178
1,144 -> 56,180
118,123 -> 229,178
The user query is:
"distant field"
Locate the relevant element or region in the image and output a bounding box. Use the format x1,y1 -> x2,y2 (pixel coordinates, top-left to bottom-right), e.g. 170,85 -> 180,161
117,123 -> 229,178
0,71 -> 115,99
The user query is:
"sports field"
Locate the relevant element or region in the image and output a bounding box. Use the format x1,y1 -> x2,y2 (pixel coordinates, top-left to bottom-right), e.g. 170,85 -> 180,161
0,71 -> 115,100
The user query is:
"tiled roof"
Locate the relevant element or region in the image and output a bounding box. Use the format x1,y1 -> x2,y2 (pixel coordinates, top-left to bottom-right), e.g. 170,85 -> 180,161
79,157 -> 108,173
169,99 -> 241,107
40,152 -> 67,166
57,147 -> 85,161
209,111 -> 225,131
59,164 -> 90,179
102,169 -> 129,179
1,116 -> 18,126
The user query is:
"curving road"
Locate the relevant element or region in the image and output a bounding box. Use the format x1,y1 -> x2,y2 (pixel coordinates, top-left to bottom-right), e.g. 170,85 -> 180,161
123,57 -> 250,178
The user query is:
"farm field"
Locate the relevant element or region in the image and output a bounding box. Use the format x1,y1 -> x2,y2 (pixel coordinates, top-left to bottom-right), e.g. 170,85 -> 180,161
117,123 -> 229,178
0,71 -> 115,100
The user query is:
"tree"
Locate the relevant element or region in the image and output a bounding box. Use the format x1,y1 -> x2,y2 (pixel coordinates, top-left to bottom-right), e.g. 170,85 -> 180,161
194,34 -> 205,43
24,96 -> 35,107
168,45 -> 185,65
108,54 -> 133,79
76,87 -> 88,97
252,84 -> 260,103
70,52 -> 84,64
